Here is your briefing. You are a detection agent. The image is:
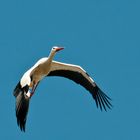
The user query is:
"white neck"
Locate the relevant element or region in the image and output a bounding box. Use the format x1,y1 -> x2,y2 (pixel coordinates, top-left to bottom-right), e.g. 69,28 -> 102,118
48,50 -> 56,62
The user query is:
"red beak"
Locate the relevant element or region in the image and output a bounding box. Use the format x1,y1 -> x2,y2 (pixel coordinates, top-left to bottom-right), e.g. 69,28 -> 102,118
56,47 -> 64,52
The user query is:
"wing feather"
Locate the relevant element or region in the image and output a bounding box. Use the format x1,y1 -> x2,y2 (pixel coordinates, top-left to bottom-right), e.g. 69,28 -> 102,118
47,61 -> 112,111
13,83 -> 30,132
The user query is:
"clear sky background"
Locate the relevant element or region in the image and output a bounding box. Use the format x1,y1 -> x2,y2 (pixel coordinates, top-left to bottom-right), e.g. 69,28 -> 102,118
0,0 -> 140,139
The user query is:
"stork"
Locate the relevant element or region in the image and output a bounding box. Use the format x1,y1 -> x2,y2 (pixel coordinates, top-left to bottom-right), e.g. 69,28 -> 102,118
13,46 -> 112,132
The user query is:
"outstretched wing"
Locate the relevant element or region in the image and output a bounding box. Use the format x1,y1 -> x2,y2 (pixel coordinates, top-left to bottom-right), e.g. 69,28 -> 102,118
47,61 -> 112,111
13,82 -> 30,132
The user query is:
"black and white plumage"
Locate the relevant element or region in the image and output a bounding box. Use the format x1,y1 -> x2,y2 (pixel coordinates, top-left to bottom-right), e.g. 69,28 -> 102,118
13,46 -> 112,132
13,82 -> 30,131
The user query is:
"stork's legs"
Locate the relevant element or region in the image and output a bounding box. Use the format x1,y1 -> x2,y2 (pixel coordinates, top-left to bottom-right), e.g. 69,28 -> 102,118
30,82 -> 39,98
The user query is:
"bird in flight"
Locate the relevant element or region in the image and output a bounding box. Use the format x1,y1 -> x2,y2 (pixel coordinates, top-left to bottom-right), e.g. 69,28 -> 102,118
13,46 -> 112,132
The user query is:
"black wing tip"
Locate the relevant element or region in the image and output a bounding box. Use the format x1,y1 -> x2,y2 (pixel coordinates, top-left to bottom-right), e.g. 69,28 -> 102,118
15,92 -> 29,132
20,125 -> 26,132
17,119 -> 26,132
16,115 -> 27,132
16,108 -> 28,132
93,88 -> 112,111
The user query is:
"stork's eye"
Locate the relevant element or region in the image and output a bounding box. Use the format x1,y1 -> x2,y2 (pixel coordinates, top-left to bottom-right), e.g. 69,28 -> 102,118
52,47 -> 57,50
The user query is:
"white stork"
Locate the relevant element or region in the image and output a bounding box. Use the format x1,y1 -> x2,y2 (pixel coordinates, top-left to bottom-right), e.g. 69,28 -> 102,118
13,46 -> 112,132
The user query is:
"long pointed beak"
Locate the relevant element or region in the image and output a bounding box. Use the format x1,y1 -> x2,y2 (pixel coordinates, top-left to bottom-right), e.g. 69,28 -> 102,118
56,47 -> 64,52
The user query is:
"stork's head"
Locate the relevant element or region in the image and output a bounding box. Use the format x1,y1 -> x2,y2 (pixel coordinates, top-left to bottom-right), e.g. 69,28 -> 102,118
51,46 -> 64,53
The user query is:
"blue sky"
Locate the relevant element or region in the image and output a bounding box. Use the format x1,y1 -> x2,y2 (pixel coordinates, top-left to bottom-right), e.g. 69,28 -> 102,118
0,0 -> 140,139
